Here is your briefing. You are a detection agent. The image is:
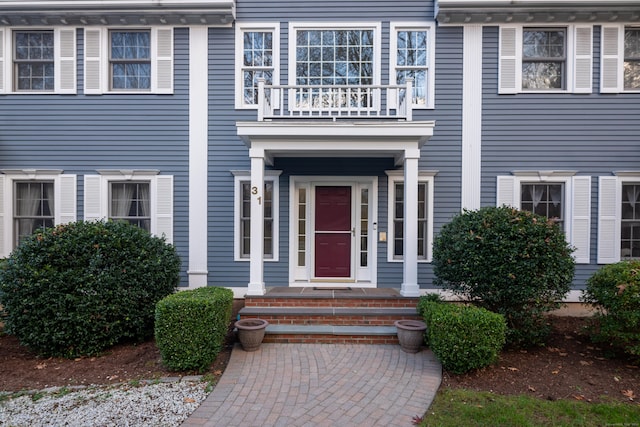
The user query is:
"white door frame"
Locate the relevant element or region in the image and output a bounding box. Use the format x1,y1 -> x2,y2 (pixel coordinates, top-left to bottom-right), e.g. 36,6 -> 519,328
289,176 -> 378,287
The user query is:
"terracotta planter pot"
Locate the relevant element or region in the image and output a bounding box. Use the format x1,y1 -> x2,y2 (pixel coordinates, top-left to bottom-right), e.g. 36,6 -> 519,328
394,319 -> 427,353
235,318 -> 269,352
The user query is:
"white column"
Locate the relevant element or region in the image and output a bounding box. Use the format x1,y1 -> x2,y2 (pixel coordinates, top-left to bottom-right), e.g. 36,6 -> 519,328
461,25 -> 483,211
247,152 -> 266,295
187,26 -> 209,288
401,154 -> 420,297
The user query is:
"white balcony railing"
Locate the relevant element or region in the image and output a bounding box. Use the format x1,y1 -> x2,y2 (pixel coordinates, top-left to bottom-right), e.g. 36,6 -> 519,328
256,78 -> 414,121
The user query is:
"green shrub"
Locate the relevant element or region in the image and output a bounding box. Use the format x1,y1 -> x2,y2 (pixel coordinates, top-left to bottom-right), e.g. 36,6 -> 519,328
432,206 -> 575,347
581,261 -> 640,358
422,302 -> 506,374
155,287 -> 233,372
0,220 -> 180,357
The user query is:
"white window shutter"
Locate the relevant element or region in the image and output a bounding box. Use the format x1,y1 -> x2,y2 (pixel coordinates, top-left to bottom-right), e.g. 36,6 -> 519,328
573,26 -> 592,93
154,175 -> 173,243
153,28 -> 173,94
499,27 -> 519,94
57,174 -> 77,224
0,175 -> 6,257
571,176 -> 591,264
0,29 -> 5,94
56,28 -> 77,94
84,28 -> 103,95
601,25 -> 622,93
83,175 -> 104,221
496,176 -> 516,207
597,176 -> 620,264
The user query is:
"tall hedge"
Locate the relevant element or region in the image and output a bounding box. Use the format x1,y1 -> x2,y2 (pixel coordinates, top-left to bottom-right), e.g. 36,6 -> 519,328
155,287 -> 234,372
420,299 -> 506,374
582,261 -> 640,358
432,206 -> 575,347
0,220 -> 180,357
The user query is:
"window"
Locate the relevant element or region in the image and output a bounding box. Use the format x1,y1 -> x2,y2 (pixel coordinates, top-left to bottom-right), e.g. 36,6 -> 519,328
386,171 -> 435,263
84,27 -> 173,94
520,183 -> 564,228
621,183 -> 640,259
288,22 -> 381,109
14,30 -> 54,91
499,25 -> 592,94
83,171 -> 173,242
598,174 -> 640,263
390,23 -> 435,108
0,170 -> 77,257
13,181 -> 54,246
109,182 -> 151,231
497,172 -> 591,264
240,182 -> 274,259
232,171 -> 280,261
522,28 -> 566,90
624,28 -> 640,90
0,27 -> 76,94
109,30 -> 151,91
235,23 -> 279,109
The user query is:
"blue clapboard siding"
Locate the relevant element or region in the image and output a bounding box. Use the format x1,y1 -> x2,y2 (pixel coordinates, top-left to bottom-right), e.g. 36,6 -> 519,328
208,0 -> 464,289
481,26 -> 640,289
0,28 -> 191,282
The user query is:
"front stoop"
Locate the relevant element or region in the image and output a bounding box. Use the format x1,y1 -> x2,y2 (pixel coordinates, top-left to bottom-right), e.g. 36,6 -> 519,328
239,287 -> 421,344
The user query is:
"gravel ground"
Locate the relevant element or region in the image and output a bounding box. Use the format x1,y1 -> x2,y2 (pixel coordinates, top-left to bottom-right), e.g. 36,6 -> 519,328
0,378 -> 210,427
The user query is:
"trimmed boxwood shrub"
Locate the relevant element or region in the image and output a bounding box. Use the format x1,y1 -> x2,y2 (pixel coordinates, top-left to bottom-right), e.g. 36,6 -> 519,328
155,287 -> 233,372
581,261 -> 640,358
432,206 -> 575,347
0,220 -> 180,357
421,301 -> 506,374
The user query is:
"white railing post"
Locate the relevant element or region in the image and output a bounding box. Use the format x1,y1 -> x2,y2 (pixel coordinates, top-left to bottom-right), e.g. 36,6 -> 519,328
405,78 -> 413,121
257,78 -> 265,121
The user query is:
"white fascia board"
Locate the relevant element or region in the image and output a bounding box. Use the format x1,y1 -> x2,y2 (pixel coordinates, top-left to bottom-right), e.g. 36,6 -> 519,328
0,1 -> 235,9
236,121 -> 435,144
436,0 -> 640,7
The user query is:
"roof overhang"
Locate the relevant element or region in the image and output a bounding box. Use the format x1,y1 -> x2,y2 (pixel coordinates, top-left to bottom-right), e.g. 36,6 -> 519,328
435,0 -> 640,24
0,0 -> 235,27
236,121 -> 435,167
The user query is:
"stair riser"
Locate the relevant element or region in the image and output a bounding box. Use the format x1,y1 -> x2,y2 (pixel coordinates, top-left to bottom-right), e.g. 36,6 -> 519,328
263,334 -> 400,344
249,315 -> 421,326
245,298 -> 419,308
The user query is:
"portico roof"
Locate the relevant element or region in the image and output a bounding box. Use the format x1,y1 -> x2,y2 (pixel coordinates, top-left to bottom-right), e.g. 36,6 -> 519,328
236,120 -> 436,166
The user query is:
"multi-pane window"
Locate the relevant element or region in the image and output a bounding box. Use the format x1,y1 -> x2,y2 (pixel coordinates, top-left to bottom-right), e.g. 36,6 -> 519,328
621,183 -> 640,259
395,29 -> 428,106
14,30 -> 54,91
393,182 -> 428,260
13,181 -> 54,246
520,183 -> 564,228
240,182 -> 274,259
109,182 -> 151,231
109,30 -> 151,90
624,28 -> 640,90
522,28 -> 566,90
295,29 -> 374,87
241,31 -> 274,105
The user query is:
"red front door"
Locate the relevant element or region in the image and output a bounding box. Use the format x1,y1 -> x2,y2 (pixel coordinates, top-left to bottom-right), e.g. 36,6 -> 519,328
314,186 -> 352,278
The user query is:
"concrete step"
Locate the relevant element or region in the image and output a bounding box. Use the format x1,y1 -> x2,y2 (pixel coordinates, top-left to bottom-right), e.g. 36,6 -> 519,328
238,306 -> 421,326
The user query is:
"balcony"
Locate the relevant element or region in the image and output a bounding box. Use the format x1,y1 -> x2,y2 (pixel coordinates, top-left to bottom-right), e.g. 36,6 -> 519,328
256,78 -> 415,122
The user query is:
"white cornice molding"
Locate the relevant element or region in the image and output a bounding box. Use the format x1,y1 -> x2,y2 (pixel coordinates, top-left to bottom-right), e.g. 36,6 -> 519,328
0,0 -> 235,27
436,0 -> 640,25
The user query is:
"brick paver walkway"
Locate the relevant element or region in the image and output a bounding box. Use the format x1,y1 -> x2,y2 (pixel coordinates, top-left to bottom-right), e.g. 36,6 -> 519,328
182,344 -> 442,427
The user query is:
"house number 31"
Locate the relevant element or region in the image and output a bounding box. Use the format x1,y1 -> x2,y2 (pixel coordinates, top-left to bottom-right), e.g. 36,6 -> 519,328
251,186 -> 262,205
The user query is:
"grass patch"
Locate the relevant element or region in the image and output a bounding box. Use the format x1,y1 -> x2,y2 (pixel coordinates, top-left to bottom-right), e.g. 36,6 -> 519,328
420,388 -> 640,427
